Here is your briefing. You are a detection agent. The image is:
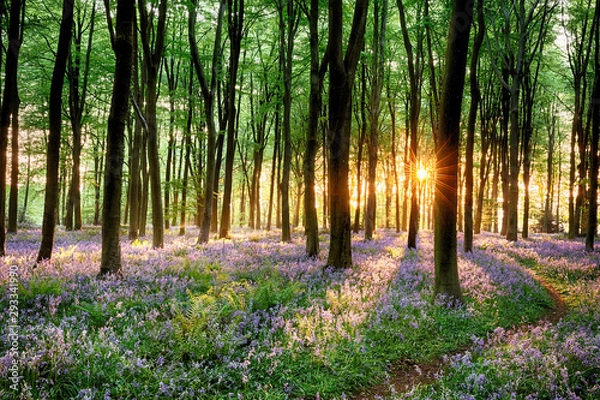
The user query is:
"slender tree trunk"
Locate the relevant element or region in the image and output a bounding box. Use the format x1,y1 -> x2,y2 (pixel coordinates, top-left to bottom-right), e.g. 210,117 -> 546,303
365,0 -> 387,240
586,8 -> 600,251
138,0 -> 167,248
279,0 -> 297,242
36,0 -> 74,265
434,0 -> 472,304
397,0 -> 423,249
463,0 -> 484,252
353,64 -> 367,233
220,0 -> 244,239
189,0 -> 225,244
0,0 -> 22,251
303,0 -> 323,256
326,0 -> 368,269
99,0 -> 134,276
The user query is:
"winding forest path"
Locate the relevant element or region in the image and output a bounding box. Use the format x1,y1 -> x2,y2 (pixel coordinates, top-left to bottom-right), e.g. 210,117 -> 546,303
351,271 -> 568,399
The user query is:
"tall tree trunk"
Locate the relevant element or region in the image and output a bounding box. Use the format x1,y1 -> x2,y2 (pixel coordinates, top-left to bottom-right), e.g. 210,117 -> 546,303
279,0 -> 297,243
189,0 -> 225,244
7,0 -> 24,234
365,0 -> 387,241
303,0 -> 324,256
66,1 -> 95,231
463,0 -> 484,252
220,0 -> 244,239
433,0 -> 472,304
326,0 -> 368,269
397,0 -> 423,249
36,0 -> 74,265
387,85 -> 401,233
128,18 -> 142,240
138,0 -> 167,248
353,64 -> 367,233
180,68 -> 193,236
0,0 -> 22,252
586,7 -> 600,251
99,0 -> 134,276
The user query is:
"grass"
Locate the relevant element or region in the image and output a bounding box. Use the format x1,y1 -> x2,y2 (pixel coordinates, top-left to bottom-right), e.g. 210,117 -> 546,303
0,228 -> 594,399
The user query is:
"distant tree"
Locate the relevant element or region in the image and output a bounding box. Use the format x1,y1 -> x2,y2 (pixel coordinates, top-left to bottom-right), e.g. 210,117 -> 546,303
189,0 -> 225,244
302,0 -> 325,256
35,0 -> 74,265
99,0 -> 134,276
138,0 -> 167,248
463,0 -> 484,252
586,3 -> 599,252
365,0 -> 387,241
220,0 -> 245,239
278,0 -> 298,243
66,0 -> 96,231
433,0 -> 472,303
326,0 -> 368,269
0,0 -> 23,253
396,0 -> 424,249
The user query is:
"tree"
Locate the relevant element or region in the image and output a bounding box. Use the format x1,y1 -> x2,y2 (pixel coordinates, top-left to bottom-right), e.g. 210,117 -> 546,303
326,0 -> 369,269
396,0 -> 424,249
220,0 -> 245,239
586,3 -> 600,251
302,0 -> 325,256
278,0 -> 298,243
365,0 -> 387,241
463,0 -> 484,252
35,0 -> 74,265
138,0 -> 168,249
66,0 -> 96,231
189,0 -> 225,244
0,0 -> 23,253
99,0 -> 134,276
433,0 -> 472,303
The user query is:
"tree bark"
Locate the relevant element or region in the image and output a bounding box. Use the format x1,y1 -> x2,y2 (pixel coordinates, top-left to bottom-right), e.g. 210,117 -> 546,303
220,0 -> 245,239
365,0 -> 387,241
138,0 -> 167,248
36,0 -> 74,265
189,0 -> 225,244
99,0 -> 134,276
326,0 -> 368,269
433,0 -> 472,304
0,0 -> 22,252
463,0 -> 484,252
303,0 -> 324,257
586,6 -> 600,251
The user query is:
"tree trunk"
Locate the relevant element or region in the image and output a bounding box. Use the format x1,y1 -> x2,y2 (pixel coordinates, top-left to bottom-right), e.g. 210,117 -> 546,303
433,0 -> 472,304
138,0 -> 167,249
353,64 -> 367,234
463,0 -> 484,252
36,0 -> 74,265
303,0 -> 323,256
397,0 -> 423,249
365,0 -> 387,241
189,0 -> 225,244
66,2 -> 95,232
99,0 -> 134,276
0,0 -> 23,252
586,9 -> 600,251
220,0 -> 245,239
326,0 -> 368,269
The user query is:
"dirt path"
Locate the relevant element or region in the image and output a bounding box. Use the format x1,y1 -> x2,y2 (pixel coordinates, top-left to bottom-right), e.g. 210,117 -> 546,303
351,273 -> 567,399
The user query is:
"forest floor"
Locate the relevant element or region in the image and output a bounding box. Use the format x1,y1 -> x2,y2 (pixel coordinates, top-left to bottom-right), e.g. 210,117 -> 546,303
0,227 -> 598,399
353,266 -> 569,399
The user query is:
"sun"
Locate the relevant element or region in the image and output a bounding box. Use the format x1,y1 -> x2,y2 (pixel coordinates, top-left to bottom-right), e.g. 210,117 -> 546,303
417,165 -> 427,181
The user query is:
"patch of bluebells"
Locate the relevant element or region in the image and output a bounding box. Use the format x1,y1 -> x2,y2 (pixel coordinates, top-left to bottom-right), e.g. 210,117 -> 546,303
0,228 -> 571,399
403,234 -> 600,399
